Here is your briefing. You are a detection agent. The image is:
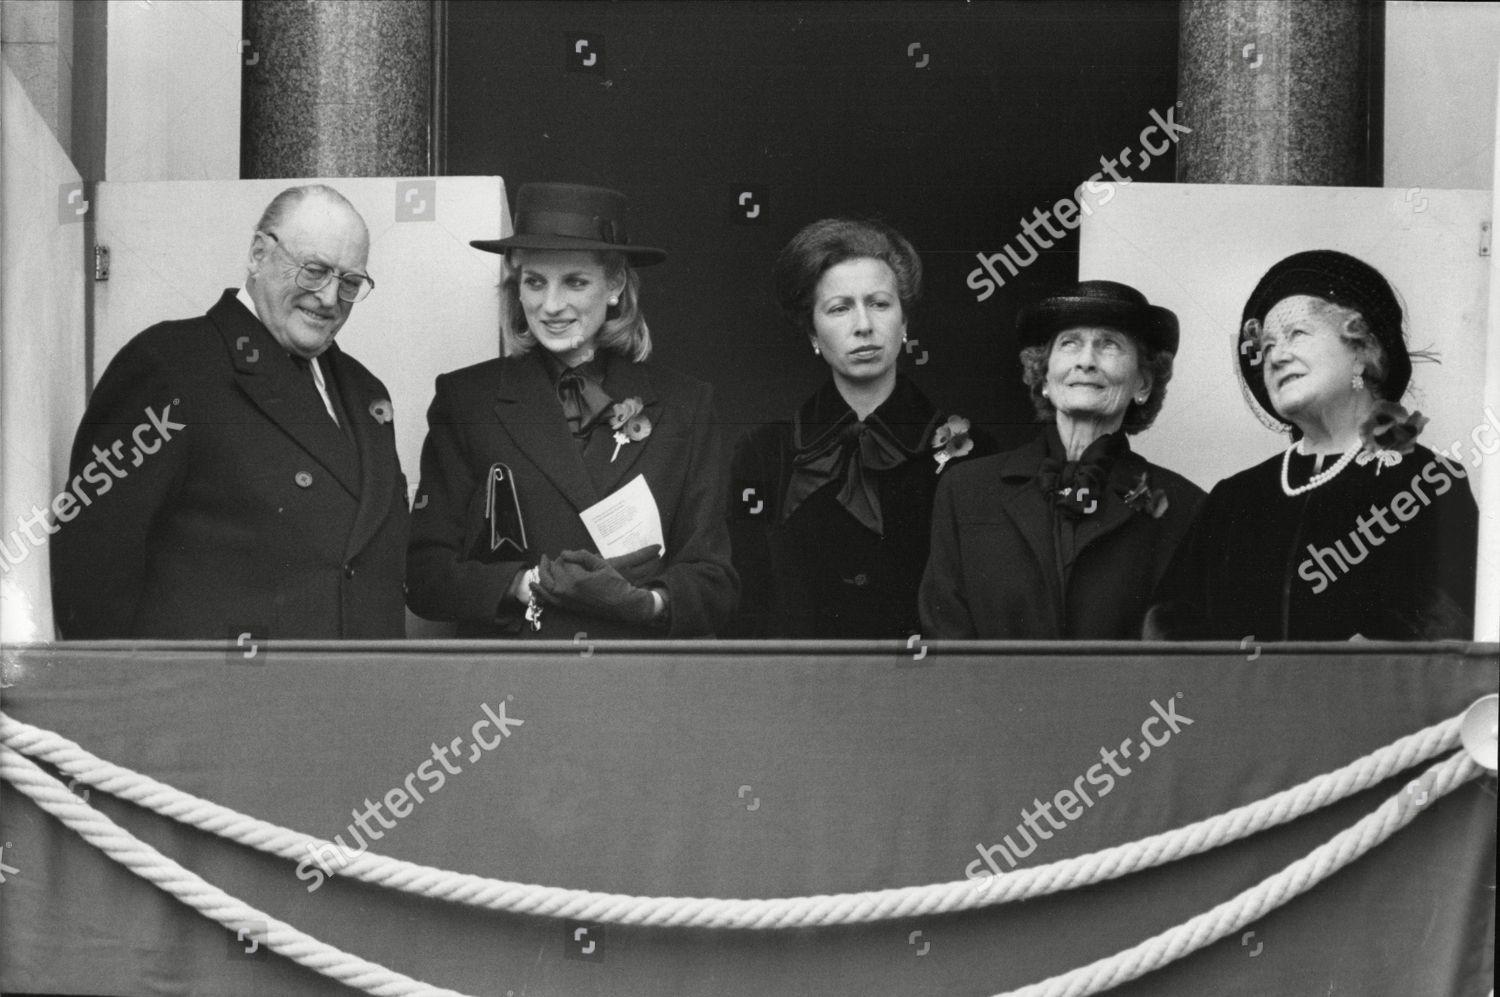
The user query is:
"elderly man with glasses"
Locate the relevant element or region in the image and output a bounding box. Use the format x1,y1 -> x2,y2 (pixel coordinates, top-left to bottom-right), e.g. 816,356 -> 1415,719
51,184 -> 410,639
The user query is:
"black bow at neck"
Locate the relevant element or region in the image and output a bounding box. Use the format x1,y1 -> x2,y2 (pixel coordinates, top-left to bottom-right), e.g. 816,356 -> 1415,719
1035,424 -> 1130,518
544,353 -> 614,437
784,377 -> 940,535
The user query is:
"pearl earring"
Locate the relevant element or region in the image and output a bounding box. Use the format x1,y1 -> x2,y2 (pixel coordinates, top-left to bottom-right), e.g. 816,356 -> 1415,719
609,296 -> 619,306
813,344 -> 821,356
1351,369 -> 1365,392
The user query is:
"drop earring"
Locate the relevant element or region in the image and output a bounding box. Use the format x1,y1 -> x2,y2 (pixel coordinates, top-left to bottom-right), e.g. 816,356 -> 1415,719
813,344 -> 821,357
1351,368 -> 1365,392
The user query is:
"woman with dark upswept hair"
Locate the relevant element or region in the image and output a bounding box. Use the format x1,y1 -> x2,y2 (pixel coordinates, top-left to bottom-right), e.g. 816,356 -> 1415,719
727,217 -> 988,637
406,183 -> 738,637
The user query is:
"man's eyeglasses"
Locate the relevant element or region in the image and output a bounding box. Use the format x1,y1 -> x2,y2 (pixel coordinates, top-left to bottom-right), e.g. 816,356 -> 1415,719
261,231 -> 374,303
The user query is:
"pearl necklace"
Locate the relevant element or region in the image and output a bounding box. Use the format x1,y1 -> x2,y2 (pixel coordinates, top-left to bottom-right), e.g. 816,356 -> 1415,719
1280,441 -> 1360,497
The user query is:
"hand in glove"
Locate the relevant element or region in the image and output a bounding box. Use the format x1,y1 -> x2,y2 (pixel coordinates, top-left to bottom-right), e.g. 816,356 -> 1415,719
535,545 -> 663,625
599,545 -> 664,586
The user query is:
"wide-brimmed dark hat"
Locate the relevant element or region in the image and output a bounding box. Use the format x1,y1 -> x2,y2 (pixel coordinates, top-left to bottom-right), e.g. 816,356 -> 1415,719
1016,280 -> 1179,353
470,182 -> 666,265
1237,249 -> 1409,429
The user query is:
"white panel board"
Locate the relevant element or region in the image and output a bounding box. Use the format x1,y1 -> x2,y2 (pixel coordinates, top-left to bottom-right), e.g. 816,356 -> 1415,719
1,63 -> 87,642
92,176 -> 509,501
1080,183 -> 1492,506
106,0 -> 242,182
1386,1 -> 1500,192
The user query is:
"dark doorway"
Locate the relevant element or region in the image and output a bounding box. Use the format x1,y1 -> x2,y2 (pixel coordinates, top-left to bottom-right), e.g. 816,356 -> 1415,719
446,0 -> 1180,449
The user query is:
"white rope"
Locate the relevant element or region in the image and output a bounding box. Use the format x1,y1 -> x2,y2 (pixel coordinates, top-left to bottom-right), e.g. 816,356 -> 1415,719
991,750 -> 1482,997
0,708 -> 1467,929
0,744 -> 472,997
2,710 -> 1484,997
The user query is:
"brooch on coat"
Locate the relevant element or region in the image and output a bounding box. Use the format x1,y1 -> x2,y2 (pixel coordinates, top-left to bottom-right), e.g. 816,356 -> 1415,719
369,399 -> 394,425
1122,471 -> 1170,519
931,415 -> 974,474
609,397 -> 652,462
1355,401 -> 1427,473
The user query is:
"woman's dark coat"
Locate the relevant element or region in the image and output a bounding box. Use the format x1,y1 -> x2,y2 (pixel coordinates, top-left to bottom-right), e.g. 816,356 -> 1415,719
406,350 -> 738,637
919,429 -> 1205,638
1147,444 -> 1478,640
727,376 -> 983,638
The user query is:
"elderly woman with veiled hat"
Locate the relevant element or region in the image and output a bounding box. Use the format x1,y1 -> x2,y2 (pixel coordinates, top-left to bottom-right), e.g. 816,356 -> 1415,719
406,183 -> 738,637
1147,250 -> 1478,640
726,218 -> 989,638
919,280 -> 1204,638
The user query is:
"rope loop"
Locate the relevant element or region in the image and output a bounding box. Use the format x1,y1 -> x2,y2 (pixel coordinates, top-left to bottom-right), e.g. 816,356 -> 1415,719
0,708 -> 1484,997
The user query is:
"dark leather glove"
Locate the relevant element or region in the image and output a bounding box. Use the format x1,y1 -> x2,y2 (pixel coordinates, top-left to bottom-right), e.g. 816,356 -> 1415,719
563,545 -> 663,586
535,545 -> 662,625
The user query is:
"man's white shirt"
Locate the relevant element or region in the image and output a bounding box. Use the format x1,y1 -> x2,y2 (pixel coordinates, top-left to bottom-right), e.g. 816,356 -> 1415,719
235,286 -> 341,426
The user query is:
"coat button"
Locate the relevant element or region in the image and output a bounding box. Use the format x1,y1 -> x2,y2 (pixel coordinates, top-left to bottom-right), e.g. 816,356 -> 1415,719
295,471 -> 313,488
343,563 -> 355,579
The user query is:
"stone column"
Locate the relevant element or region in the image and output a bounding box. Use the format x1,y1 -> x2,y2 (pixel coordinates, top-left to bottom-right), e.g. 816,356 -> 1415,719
1177,0 -> 1381,185
241,0 -> 431,178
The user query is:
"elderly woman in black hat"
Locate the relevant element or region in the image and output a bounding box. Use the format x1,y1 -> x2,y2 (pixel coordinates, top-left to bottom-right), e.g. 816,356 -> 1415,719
406,183 -> 738,636
1148,250 -> 1478,640
919,280 -> 1204,638
726,218 -> 988,637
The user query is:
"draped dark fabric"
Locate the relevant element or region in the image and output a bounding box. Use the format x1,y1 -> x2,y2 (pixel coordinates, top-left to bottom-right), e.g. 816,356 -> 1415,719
3,643 -> 1494,997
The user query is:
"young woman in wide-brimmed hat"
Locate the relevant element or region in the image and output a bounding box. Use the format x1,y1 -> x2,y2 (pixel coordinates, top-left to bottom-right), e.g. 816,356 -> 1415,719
406,183 -> 738,637
919,280 -> 1204,638
1147,250 -> 1478,640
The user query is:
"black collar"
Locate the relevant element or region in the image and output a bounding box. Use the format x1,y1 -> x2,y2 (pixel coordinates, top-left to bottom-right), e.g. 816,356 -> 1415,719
793,375 -> 941,457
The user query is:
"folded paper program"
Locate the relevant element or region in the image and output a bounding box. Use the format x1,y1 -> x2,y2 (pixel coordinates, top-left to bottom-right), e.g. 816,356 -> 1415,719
580,474 -> 665,559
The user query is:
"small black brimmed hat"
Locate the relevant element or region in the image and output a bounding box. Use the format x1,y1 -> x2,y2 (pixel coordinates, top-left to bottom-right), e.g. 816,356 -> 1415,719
1016,280 -> 1179,354
470,182 -> 666,266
